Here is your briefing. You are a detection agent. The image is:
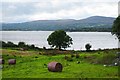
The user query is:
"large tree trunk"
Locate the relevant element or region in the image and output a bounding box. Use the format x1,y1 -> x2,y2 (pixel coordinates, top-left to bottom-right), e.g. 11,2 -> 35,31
58,46 -> 61,50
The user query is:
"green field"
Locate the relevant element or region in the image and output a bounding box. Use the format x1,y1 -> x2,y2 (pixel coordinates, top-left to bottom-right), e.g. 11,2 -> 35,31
1,48 -> 119,78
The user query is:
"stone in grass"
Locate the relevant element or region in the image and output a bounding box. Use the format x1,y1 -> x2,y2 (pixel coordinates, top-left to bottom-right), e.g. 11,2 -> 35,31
114,63 -> 118,66
48,61 -> 63,72
0,59 -> 5,64
77,61 -> 80,64
103,65 -> 107,67
8,59 -> 16,65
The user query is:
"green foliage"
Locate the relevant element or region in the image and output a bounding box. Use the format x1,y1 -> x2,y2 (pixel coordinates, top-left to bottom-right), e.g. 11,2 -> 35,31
7,41 -> 15,47
85,43 -> 92,51
67,27 -> 112,32
28,44 -> 35,49
0,41 -> 6,47
47,30 -> 73,50
112,15 -> 120,41
71,54 -> 75,58
18,42 -> 26,47
0,41 -> 17,47
1,41 -> 40,50
82,50 -> 118,65
75,54 -> 80,58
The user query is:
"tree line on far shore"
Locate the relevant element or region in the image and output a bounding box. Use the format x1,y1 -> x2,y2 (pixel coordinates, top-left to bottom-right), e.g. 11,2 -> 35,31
0,40 -> 92,51
0,41 -> 40,50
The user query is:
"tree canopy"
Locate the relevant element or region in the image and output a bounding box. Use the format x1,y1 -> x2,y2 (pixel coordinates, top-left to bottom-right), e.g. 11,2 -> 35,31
47,30 -> 73,50
85,43 -> 92,51
112,15 -> 120,41
18,42 -> 26,47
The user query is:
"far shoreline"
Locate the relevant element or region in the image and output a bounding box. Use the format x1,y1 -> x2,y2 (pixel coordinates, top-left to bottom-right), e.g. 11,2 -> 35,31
0,30 -> 112,32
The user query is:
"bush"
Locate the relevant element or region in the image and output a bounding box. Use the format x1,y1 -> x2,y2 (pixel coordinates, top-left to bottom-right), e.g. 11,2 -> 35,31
18,42 -> 26,47
1,41 -> 40,50
71,54 -> 75,58
64,55 -> 73,62
67,58 -> 73,62
6,41 -> 17,47
76,54 -> 80,58
64,55 -> 69,60
43,46 -> 46,50
85,43 -> 92,51
0,41 -> 6,47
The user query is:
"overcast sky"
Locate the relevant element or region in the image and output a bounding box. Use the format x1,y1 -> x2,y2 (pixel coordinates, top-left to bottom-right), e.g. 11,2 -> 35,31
1,0 -> 120,23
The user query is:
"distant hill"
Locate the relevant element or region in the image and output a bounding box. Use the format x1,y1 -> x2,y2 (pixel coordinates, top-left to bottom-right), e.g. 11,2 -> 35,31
2,16 -> 115,31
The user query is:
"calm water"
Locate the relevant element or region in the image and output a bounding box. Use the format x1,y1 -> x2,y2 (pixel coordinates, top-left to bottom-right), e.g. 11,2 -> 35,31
0,31 -> 118,50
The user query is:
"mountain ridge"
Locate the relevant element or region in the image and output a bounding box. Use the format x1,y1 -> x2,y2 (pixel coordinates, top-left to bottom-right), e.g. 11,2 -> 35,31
2,16 -> 115,31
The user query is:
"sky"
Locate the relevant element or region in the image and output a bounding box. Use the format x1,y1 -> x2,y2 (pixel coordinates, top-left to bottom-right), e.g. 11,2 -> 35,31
1,0 -> 120,23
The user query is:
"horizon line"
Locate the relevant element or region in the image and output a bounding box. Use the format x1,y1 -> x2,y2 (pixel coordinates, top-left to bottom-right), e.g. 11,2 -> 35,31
1,15 -> 116,24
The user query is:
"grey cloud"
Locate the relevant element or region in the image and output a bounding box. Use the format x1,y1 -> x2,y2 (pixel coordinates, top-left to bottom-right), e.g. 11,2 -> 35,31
1,1 -> 118,23
2,2 -> 37,17
2,2 -> 85,17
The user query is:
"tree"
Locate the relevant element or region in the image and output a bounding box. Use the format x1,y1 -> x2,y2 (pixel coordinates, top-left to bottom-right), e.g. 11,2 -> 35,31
85,43 -> 92,51
18,42 -> 26,47
112,15 -> 120,41
0,41 -> 6,47
7,41 -> 17,47
47,30 -> 73,50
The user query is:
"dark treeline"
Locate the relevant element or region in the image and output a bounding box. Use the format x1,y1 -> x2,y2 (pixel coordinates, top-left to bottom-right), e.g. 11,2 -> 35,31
0,41 -> 41,50
2,28 -> 112,32
65,28 -> 112,32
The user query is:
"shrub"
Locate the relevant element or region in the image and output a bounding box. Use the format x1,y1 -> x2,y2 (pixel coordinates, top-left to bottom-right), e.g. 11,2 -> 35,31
18,42 -> 26,47
64,55 -> 69,60
0,41 -> 7,47
76,54 -> 80,58
43,46 -> 46,50
64,55 -> 73,62
35,56 -> 38,58
66,57 -> 73,62
85,43 -> 92,51
71,54 -> 75,58
6,41 -> 17,47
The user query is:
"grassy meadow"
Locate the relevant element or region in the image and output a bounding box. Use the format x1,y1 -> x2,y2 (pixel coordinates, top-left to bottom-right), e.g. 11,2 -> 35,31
0,48 -> 119,78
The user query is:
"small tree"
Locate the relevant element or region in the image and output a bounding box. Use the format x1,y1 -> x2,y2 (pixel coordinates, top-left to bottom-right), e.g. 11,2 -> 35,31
0,41 -> 6,47
7,41 -> 17,47
18,42 -> 26,47
31,44 -> 35,48
112,16 -> 120,48
85,43 -> 92,51
47,30 -> 73,50
112,15 -> 120,41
